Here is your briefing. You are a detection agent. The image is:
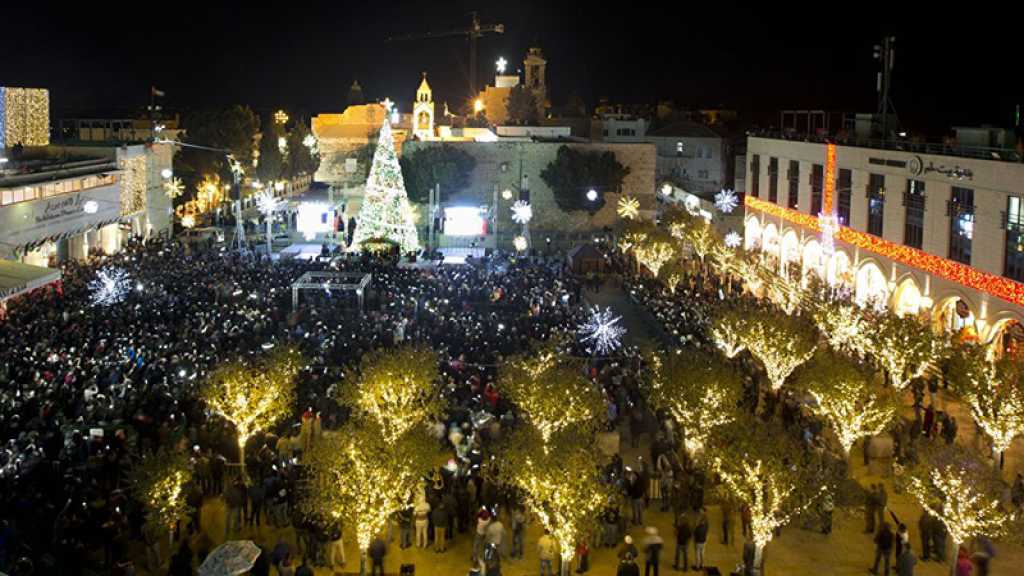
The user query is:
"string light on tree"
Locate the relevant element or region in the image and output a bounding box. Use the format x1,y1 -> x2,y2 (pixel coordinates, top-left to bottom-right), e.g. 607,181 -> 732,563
798,352 -> 897,456
948,345 -> 1024,463
710,420 -> 829,573
337,345 -> 445,444
711,306 -> 750,359
90,267 -> 131,306
304,422 -> 441,573
908,444 -> 1013,561
737,309 -> 817,391
648,350 -> 741,454
617,195 -> 640,220
714,189 -> 739,213
493,426 -> 612,572
867,313 -> 946,390
502,345 -> 607,445
200,347 -> 301,475
130,451 -> 193,533
578,306 -> 626,356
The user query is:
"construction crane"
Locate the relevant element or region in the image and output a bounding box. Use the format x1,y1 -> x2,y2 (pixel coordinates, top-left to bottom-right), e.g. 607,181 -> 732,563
386,12 -> 504,105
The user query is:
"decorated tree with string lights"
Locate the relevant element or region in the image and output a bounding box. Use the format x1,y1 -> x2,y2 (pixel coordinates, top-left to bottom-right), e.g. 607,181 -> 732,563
351,117 -> 420,253
493,426 -> 612,576
658,260 -> 686,293
200,347 -> 301,472
907,443 -> 1014,566
647,349 -> 741,455
866,313 -> 946,390
948,344 -> 1024,468
633,228 -> 676,277
338,345 -> 445,444
812,299 -> 873,358
709,419 -> 830,572
305,421 -> 442,576
710,304 -> 750,359
130,450 -> 193,535
797,351 -> 897,457
737,307 -> 817,392
501,343 -> 605,445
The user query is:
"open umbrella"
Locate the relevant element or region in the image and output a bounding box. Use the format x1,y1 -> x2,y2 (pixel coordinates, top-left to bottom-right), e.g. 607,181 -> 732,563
199,540 -> 261,576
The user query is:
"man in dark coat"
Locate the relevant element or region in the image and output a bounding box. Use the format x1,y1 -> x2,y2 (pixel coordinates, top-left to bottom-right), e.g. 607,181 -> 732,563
673,513 -> 691,571
871,522 -> 895,575
369,536 -> 387,576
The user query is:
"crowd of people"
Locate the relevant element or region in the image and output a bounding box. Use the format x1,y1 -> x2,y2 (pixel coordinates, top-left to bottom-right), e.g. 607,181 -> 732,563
1,230 -> 1018,576
0,236 -> 596,575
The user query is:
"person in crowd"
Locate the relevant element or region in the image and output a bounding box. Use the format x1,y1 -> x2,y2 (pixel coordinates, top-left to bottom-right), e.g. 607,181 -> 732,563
872,521 -> 895,576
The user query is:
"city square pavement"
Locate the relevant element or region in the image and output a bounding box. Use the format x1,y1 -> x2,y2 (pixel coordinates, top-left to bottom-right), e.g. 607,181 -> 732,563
130,283 -> 1024,576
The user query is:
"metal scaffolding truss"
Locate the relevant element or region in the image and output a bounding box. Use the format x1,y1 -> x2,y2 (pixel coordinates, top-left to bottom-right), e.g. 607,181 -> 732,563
291,271 -> 371,310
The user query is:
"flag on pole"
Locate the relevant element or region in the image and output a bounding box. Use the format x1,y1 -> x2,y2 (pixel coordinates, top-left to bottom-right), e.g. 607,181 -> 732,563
151,86 -> 165,97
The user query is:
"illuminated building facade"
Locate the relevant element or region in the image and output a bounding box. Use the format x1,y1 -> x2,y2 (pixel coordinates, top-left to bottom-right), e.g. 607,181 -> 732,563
744,135 -> 1024,353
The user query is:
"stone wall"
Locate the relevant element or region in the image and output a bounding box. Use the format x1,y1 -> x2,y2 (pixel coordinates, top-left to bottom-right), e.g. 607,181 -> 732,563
403,140 -> 657,233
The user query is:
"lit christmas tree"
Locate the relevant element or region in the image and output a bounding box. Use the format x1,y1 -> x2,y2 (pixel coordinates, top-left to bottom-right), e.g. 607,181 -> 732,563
351,116 -> 420,253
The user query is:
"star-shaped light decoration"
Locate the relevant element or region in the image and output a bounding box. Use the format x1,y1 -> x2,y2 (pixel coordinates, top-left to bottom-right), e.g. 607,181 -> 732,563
255,190 -> 281,218
511,200 -> 533,224
513,235 -> 528,252
617,195 -> 640,220
381,98 -> 394,112
714,189 -> 739,213
496,57 -> 508,74
163,177 -> 185,200
724,231 -> 742,248
578,306 -> 627,356
90,267 -> 131,307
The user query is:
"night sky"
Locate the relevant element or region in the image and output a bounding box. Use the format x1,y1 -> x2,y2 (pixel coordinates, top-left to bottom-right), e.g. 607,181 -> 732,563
4,3 -> 1018,136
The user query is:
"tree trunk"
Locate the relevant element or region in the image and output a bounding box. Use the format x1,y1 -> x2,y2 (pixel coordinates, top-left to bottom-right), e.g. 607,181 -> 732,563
754,543 -> 765,575
560,552 -> 573,576
360,548 -> 368,576
949,540 -> 960,576
238,441 -> 246,481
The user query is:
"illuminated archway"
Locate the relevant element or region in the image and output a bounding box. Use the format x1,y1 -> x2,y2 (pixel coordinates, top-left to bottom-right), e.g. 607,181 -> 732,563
989,318 -> 1024,360
744,217 -> 762,250
801,239 -> 824,279
761,223 -> 779,253
935,296 -> 978,342
891,277 -> 924,318
780,230 -> 800,272
826,250 -> 852,287
854,261 -> 888,310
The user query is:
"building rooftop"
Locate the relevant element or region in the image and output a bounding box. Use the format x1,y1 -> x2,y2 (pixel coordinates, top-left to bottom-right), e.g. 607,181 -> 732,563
748,129 -> 1024,163
648,121 -> 721,138
0,149 -> 117,189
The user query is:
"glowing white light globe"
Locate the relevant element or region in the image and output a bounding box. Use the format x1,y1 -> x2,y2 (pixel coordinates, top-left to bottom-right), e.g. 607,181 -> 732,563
161,168 -> 173,179
661,183 -> 673,196
83,201 -> 99,214
587,189 -> 598,202
502,189 -> 513,200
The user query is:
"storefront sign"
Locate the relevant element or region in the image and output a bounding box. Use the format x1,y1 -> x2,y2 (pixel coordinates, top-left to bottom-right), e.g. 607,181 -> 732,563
0,183 -> 121,249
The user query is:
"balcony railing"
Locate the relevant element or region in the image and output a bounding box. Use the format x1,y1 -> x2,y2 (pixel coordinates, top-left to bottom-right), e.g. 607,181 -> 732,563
749,130 -> 1024,164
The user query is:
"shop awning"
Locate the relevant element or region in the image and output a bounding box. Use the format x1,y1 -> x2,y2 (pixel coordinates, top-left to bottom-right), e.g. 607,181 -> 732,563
0,260 -> 61,302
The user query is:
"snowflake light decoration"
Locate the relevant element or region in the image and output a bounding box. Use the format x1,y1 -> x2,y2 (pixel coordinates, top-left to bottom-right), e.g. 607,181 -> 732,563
511,200 -> 533,224
90,267 -> 131,307
617,195 -> 640,220
714,189 -> 739,213
513,235 -> 528,252
578,306 -> 627,356
724,231 -> 742,248
255,190 -> 281,218
163,177 -> 184,200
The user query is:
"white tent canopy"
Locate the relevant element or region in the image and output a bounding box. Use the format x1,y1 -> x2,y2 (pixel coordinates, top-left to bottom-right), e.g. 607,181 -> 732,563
0,260 -> 61,303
